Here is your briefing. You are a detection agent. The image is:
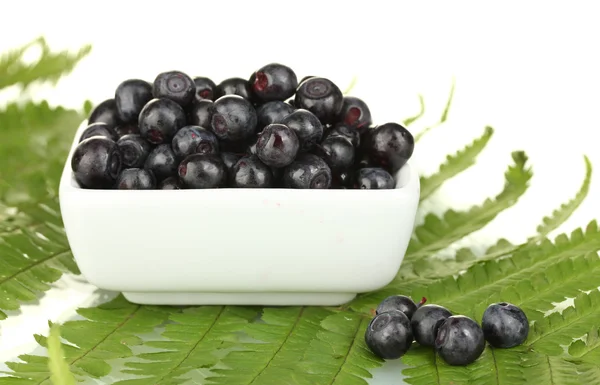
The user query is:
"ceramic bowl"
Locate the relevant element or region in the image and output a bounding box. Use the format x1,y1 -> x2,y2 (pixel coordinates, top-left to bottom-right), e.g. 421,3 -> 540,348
58,120 -> 420,306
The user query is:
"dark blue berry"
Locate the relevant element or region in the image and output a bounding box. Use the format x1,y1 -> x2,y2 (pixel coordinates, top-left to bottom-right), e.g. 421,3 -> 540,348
368,123 -> 414,172
79,122 -> 118,142
338,96 -> 372,132
71,137 -> 122,189
325,123 -> 360,148
231,155 -> 273,188
193,76 -> 217,102
117,134 -> 152,168
114,123 -> 140,137
159,176 -> 183,190
172,125 -> 219,159
377,295 -> 425,319
280,109 -> 323,151
365,310 -> 413,360
153,71 -> 195,107
435,315 -> 485,366
482,302 -> 529,348
216,77 -> 252,100
355,168 -> 395,189
314,136 -> 354,172
187,100 -> 214,128
256,123 -> 299,168
115,79 -> 153,122
144,144 -> 178,182
178,154 -> 227,189
411,304 -> 452,347
116,168 -> 156,190
88,99 -> 122,129
138,98 -> 186,144
250,63 -> 298,102
332,170 -> 354,189
220,152 -> 242,173
282,153 -> 331,189
211,95 -> 257,141
256,101 -> 294,130
294,77 -> 343,124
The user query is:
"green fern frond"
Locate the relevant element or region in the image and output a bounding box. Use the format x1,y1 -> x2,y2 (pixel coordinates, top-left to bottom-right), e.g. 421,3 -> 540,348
419,125 -> 494,201
46,324 -> 76,385
523,352 -> 600,385
414,77 -> 455,142
567,325 -> 600,364
402,94 -> 425,126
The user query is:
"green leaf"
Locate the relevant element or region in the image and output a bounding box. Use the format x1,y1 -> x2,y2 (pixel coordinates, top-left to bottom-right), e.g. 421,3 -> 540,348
523,353 -> 600,385
343,76 -> 358,95
414,77 -> 455,142
402,94 -> 425,126
46,325 -> 76,385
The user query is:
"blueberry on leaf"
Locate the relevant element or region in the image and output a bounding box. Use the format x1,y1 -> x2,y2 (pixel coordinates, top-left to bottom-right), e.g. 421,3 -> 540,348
365,310 -> 413,360
482,302 -> 529,348
410,304 -> 452,347
435,315 -> 485,366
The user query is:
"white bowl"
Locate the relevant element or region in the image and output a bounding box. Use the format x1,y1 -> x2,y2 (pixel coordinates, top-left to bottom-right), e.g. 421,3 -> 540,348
58,121 -> 420,306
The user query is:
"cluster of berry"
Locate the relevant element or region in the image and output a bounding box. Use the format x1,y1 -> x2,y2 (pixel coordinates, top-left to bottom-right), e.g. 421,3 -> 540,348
71,63 -> 415,190
365,295 -> 529,366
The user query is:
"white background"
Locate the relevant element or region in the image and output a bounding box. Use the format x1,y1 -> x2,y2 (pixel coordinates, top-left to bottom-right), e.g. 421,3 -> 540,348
1,1 -> 599,383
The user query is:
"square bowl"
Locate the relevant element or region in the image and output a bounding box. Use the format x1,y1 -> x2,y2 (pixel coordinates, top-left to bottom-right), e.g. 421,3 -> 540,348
58,120 -> 420,306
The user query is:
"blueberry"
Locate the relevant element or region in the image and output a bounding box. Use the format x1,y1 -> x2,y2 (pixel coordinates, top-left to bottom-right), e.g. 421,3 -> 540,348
355,168 -> 395,189
314,136 -> 354,172
482,302 -> 529,348
332,170 -> 354,189
368,123 -> 414,172
172,125 -> 219,159
115,79 -> 153,123
365,310 -> 413,360
282,153 -> 332,189
410,304 -> 452,347
231,155 -> 273,188
256,101 -> 294,129
294,77 -> 343,124
250,63 -> 298,102
138,98 -> 187,144
338,96 -> 372,132
178,154 -> 227,189
215,77 -> 252,100
117,134 -> 152,168
115,168 -> 156,190
114,123 -> 140,137
144,144 -> 178,182
377,295 -> 426,319
211,95 -> 258,141
193,76 -> 217,102
187,99 -> 214,128
88,99 -> 122,129
159,176 -> 183,190
256,123 -> 300,168
325,123 -> 360,148
79,122 -> 118,142
71,137 -> 122,189
280,109 -> 323,150
435,315 -> 486,366
153,71 -> 196,107
220,152 -> 242,174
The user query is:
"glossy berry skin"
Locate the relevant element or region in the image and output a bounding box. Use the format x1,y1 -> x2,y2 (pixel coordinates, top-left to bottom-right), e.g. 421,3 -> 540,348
178,154 -> 227,189
144,144 -> 178,182
435,316 -> 485,366
482,302 -> 529,348
216,77 -> 252,100
365,310 -> 413,360
376,295 -> 418,319
294,77 -> 343,124
282,153 -> 332,189
115,79 -> 153,123
368,123 -> 414,172
315,136 -> 354,172
250,63 -> 298,102
153,71 -> 196,107
220,152 -> 242,173
138,98 -> 187,144
114,123 -> 140,137
411,304 -> 452,347
117,134 -> 152,168
231,155 -> 273,188
159,176 -> 183,190
115,168 -> 156,190
71,137 -> 122,189
280,109 -> 323,150
325,123 -> 360,148
172,125 -> 219,159
193,76 -> 217,102
256,101 -> 294,129
88,99 -> 122,129
356,168 -> 395,189
211,95 -> 257,141
79,122 -> 118,142
187,100 -> 214,128
256,123 -> 300,168
338,96 -> 372,132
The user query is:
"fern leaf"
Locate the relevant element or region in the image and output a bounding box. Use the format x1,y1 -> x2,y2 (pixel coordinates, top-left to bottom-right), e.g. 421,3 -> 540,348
414,77 -> 455,142
402,94 -> 425,126
523,353 -> 600,385
567,325 -> 600,364
46,325 -> 75,385
419,126 -> 494,201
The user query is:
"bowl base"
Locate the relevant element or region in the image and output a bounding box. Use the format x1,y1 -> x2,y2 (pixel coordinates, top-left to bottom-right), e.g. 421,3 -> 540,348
122,291 -> 356,306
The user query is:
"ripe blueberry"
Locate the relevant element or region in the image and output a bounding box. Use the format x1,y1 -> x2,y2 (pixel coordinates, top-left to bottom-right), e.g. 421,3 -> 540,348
410,304 -> 452,347
88,99 -> 122,129
231,155 -> 273,188
159,176 -> 183,190
178,154 -> 227,189
338,96 -> 372,132
294,77 -> 343,124
193,76 -> 217,102
325,123 -> 360,148
79,122 -> 118,142
115,168 -> 156,190
435,315 -> 485,366
153,71 -> 196,107
482,302 -> 529,348
376,295 -> 426,320
282,153 -> 332,189
280,109 -> 323,150
220,152 -> 242,173
187,99 -> 214,129
215,77 -> 252,100
211,95 -> 258,141
355,168 -> 395,189
115,79 -> 153,123
365,310 -> 413,359
117,134 -> 152,168
314,136 -> 354,172
368,123 -> 414,172
256,123 -> 300,168
114,123 -> 140,137
256,101 -> 294,130
172,125 -> 219,159
138,98 -> 187,144
250,63 -> 298,102
144,144 -> 178,182
71,137 -> 122,189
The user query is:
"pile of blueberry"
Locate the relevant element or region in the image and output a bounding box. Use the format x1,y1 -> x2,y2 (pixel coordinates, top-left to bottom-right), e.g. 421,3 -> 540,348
364,295 -> 529,366
71,63 -> 415,190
